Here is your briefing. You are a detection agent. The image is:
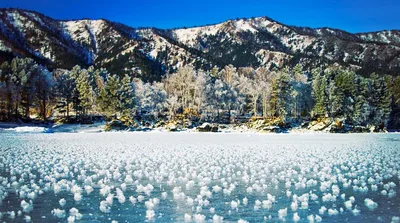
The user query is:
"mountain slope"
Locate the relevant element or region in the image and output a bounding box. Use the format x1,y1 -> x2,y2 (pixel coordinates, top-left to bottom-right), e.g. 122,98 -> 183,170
167,17 -> 400,74
0,8 -> 399,81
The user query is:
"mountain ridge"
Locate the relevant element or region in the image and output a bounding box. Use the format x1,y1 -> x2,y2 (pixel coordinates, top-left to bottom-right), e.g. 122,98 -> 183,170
0,8 -> 399,80
7,8 -> 398,35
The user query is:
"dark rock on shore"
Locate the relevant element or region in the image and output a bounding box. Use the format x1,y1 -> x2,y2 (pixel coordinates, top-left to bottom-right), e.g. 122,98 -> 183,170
197,123 -> 219,132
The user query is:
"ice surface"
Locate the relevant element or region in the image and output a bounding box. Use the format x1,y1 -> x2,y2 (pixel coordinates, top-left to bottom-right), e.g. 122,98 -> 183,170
0,132 -> 399,222
4,126 -> 50,133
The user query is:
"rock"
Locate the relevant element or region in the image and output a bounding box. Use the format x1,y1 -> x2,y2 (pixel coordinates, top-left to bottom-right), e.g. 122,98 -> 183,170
308,119 -> 332,131
309,122 -> 327,131
369,125 -> 387,133
351,126 -> 369,133
166,123 -> 179,132
154,121 -> 165,128
369,125 -> 376,132
329,120 -> 346,133
104,120 -> 128,131
197,123 -> 218,132
261,126 -> 280,133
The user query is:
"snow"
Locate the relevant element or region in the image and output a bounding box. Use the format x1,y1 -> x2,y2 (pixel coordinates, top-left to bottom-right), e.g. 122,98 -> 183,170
253,17 -> 273,27
293,212 -> 300,222
59,198 -> 67,207
7,12 -> 26,30
0,132 -> 399,222
63,19 -> 106,61
20,200 -> 33,213
90,20 -> 106,36
51,209 -> 66,218
364,198 -> 378,211
233,20 -> 257,33
173,23 -> 224,46
0,40 -> 11,52
4,126 -> 51,133
136,29 -> 198,69
50,122 -> 105,133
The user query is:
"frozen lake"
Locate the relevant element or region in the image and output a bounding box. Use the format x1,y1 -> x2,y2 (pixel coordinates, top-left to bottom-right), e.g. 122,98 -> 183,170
0,132 -> 399,222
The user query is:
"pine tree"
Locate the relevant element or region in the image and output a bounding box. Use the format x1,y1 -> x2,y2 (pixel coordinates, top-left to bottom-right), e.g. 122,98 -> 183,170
55,70 -> 76,121
353,77 -> 371,125
103,74 -> 120,117
10,58 -> 35,118
76,69 -> 94,117
392,76 -> 400,108
311,68 -> 327,118
370,74 -> 392,126
96,87 -> 108,114
118,75 -> 135,117
327,79 -> 343,118
34,66 -> 53,120
274,69 -> 293,120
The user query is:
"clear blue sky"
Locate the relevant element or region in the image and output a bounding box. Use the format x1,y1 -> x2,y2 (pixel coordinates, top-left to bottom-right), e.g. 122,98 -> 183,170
1,0 -> 399,33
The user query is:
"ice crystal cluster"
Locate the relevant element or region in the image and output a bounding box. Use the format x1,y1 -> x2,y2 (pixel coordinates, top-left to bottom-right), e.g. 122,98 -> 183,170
0,132 -> 399,222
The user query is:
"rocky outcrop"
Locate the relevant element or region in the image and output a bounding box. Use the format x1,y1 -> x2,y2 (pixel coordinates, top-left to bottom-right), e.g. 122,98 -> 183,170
196,123 -> 218,132
104,120 -> 129,131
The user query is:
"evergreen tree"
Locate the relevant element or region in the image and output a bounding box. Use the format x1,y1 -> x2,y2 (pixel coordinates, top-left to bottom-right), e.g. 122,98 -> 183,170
332,70 -> 356,121
55,70 -> 76,120
392,76 -> 400,108
273,69 -> 292,120
353,77 -> 371,125
76,69 -> 94,117
118,75 -> 135,117
100,74 -> 120,117
311,68 -> 327,118
327,79 -> 343,118
34,66 -> 53,120
370,74 -> 392,126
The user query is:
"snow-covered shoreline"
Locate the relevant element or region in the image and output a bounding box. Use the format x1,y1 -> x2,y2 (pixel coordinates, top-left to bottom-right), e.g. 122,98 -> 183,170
1,122 -> 398,134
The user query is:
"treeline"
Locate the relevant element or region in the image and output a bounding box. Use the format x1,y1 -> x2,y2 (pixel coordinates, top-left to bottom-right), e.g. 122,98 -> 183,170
1,57 -> 399,129
0,58 -> 53,121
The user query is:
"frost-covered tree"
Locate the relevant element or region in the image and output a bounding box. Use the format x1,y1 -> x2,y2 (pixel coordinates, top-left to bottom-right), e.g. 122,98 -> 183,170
290,64 -> 311,118
136,80 -> 167,119
164,66 -> 196,112
219,65 -> 237,85
0,58 -> 49,119
205,78 -> 245,123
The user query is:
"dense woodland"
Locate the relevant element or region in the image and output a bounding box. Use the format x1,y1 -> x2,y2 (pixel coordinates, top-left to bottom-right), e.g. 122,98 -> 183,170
0,57 -> 399,130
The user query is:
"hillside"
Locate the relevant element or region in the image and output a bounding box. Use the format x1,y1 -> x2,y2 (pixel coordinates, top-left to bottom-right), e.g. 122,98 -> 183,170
0,8 -> 399,81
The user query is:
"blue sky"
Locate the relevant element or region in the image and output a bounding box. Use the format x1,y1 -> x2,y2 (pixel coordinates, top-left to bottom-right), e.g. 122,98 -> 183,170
1,0 -> 399,33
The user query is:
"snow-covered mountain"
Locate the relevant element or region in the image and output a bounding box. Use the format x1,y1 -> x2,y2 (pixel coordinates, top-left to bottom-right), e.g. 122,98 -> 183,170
1,8 -> 399,80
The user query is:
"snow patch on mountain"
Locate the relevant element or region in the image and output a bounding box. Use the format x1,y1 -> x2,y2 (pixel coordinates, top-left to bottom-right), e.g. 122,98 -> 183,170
233,20 -> 258,33
173,23 -> 224,47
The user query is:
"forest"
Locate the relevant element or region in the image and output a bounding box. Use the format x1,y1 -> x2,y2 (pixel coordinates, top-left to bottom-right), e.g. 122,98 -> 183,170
0,57 -> 399,131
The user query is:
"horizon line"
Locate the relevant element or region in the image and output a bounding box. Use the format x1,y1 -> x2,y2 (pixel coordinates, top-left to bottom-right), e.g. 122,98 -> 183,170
2,7 -> 399,35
